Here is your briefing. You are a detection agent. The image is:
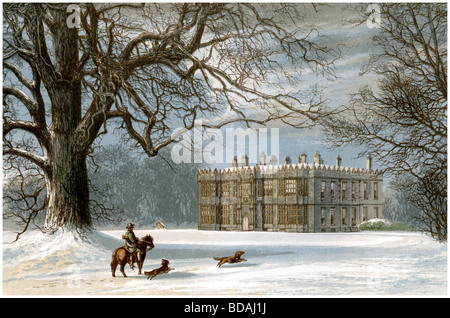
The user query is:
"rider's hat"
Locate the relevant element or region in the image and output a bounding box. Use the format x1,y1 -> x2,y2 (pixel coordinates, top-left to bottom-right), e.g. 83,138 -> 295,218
126,222 -> 135,229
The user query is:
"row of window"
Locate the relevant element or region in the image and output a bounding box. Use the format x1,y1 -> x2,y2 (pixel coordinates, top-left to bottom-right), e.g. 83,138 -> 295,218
200,179 -> 308,198
200,179 -> 380,200
200,204 -> 308,226
200,182 -> 218,198
320,206 -> 380,227
201,204 -> 381,227
200,205 -> 244,225
200,205 -> 216,224
200,181 -> 253,198
321,181 -> 379,201
267,204 -> 308,225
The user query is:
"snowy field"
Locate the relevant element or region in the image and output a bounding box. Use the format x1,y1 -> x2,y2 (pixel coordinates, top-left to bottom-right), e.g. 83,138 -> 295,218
2,229 -> 447,296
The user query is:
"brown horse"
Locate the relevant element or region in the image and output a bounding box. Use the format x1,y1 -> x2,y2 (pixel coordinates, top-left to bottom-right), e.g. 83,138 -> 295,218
111,234 -> 155,277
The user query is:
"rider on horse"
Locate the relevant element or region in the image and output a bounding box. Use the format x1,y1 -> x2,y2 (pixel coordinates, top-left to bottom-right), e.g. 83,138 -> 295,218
123,223 -> 141,267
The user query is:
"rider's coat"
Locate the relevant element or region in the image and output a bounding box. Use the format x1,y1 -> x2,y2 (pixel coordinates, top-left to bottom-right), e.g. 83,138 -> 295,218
124,229 -> 137,252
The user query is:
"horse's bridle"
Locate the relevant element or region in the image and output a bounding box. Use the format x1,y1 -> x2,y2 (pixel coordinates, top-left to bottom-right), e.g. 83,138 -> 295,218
140,239 -> 154,250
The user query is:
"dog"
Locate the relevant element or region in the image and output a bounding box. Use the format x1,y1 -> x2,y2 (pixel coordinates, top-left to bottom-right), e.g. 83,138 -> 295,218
144,259 -> 174,280
213,251 -> 247,267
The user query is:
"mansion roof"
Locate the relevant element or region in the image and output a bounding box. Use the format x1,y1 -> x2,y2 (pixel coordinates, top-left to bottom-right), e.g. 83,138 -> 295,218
198,163 -> 380,175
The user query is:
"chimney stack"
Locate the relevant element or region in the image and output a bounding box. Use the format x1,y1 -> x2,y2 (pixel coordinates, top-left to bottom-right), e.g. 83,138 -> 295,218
241,154 -> 249,167
232,156 -> 238,167
298,152 -> 307,164
336,155 -> 342,167
284,155 -> 292,165
314,151 -> 322,165
269,155 -> 278,165
260,152 -> 266,166
366,153 -> 372,171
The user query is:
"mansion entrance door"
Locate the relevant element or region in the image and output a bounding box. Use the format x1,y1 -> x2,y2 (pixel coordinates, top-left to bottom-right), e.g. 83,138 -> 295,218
242,216 -> 249,231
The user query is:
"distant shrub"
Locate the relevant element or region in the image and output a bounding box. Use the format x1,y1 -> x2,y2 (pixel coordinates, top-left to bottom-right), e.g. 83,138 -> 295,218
359,221 -> 385,231
358,220 -> 412,231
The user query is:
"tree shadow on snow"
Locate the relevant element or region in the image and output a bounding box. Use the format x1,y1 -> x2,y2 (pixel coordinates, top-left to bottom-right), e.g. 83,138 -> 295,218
216,262 -> 259,269
135,271 -> 197,280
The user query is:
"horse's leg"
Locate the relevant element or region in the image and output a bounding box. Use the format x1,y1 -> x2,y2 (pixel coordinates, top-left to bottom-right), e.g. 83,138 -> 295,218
128,252 -> 135,269
111,257 -> 118,278
137,251 -> 146,275
119,260 -> 127,277
137,261 -> 143,275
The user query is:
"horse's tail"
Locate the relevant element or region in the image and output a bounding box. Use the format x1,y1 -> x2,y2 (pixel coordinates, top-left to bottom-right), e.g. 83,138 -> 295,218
111,246 -> 122,262
111,247 -> 124,277
112,247 -> 119,259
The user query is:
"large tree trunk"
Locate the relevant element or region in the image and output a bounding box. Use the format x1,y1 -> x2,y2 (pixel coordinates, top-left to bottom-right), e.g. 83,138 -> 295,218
44,80 -> 92,231
44,7 -> 92,232
45,141 -> 91,231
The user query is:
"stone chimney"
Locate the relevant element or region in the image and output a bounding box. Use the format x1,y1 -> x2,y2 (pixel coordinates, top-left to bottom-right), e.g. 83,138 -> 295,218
232,156 -> 238,167
284,155 -> 292,165
269,155 -> 278,165
366,153 -> 372,171
241,154 -> 249,167
298,152 -> 307,164
336,155 -> 342,167
314,151 -> 321,165
260,152 -> 266,166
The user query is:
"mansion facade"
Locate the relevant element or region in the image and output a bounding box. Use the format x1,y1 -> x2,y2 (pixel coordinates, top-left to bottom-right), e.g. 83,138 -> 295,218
197,152 -> 383,233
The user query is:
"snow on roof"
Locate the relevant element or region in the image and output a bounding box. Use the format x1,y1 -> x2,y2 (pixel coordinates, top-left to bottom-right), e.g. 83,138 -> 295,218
199,162 -> 376,175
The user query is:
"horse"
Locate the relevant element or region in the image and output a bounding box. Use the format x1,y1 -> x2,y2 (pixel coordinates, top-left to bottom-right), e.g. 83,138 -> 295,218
111,234 -> 155,277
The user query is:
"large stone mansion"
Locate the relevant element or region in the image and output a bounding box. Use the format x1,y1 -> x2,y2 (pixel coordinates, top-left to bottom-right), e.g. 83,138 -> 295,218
197,151 -> 383,232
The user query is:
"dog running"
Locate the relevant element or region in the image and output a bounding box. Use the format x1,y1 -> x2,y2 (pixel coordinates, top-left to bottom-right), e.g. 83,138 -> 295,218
144,259 -> 174,280
213,251 -> 247,267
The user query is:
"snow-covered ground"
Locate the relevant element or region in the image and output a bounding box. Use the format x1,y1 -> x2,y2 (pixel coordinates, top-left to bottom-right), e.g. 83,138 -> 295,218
2,229 -> 447,296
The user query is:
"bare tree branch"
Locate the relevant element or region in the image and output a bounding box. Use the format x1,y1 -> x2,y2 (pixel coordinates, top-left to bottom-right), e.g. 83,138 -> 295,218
321,3 -> 447,241
2,147 -> 48,172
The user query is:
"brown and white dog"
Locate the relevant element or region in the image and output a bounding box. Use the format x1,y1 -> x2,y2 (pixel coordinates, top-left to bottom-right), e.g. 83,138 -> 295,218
213,251 -> 247,267
144,259 -> 174,280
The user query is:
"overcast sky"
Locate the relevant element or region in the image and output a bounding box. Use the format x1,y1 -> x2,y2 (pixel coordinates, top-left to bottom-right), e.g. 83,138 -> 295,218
277,3 -> 382,169
204,3 -> 384,171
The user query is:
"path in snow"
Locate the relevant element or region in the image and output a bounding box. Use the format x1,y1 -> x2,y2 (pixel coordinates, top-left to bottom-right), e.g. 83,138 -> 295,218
2,229 -> 447,296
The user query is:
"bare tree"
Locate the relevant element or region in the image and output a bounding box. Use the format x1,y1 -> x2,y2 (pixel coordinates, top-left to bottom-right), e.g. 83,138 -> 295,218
321,3 -> 447,241
3,3 -> 338,236
390,162 -> 447,241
